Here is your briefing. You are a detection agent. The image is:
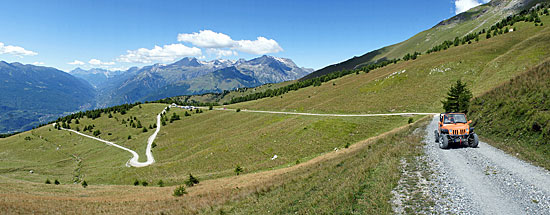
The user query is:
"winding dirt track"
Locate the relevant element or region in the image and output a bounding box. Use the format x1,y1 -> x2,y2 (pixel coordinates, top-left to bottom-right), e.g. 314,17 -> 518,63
55,106 -> 436,168
54,107 -> 166,167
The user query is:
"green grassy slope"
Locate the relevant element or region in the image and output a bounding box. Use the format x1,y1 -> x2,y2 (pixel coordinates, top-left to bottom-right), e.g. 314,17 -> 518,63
303,0 -> 549,79
229,15 -> 550,114
0,117 -> 429,214
0,103 -> 419,185
212,118 -> 430,214
469,59 -> 550,169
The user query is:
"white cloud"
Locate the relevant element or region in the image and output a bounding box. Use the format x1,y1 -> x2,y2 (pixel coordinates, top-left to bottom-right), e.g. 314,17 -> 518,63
206,48 -> 238,58
89,59 -> 115,65
117,43 -> 202,64
68,60 -> 85,65
0,42 -> 38,57
455,0 -> 491,14
177,30 -> 283,55
177,30 -> 236,48
235,37 -> 283,55
32,62 -> 44,65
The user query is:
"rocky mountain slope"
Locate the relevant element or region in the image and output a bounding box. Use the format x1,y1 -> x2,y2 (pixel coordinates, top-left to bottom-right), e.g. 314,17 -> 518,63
303,0 -> 549,80
75,55 -> 312,107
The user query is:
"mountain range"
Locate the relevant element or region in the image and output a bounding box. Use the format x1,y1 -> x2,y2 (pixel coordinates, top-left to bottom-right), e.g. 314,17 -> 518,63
0,55 -> 312,133
72,55 -> 312,107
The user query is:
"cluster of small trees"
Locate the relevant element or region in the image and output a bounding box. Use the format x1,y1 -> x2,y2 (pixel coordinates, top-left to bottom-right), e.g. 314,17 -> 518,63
45,178 -> 87,188
427,31 -> 483,54
427,5 -> 548,55
402,52 -> 421,61
133,179 -> 151,186
169,112 -> 180,123
45,102 -> 146,136
154,98 -> 219,107
172,174 -> 201,197
54,102 -> 142,124
0,132 -> 21,138
45,179 -> 60,185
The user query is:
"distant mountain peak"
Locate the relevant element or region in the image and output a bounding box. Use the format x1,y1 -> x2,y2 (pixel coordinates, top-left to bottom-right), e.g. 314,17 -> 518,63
173,57 -> 202,67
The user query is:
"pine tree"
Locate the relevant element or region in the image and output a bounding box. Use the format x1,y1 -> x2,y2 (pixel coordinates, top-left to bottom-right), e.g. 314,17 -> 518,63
441,80 -> 473,113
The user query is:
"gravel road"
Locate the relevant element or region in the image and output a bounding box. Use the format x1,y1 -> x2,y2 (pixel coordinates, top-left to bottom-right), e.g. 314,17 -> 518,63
424,115 -> 550,214
213,107 -> 438,117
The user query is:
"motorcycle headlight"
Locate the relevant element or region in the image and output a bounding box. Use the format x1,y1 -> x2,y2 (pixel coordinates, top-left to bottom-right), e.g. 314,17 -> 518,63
449,129 -> 453,133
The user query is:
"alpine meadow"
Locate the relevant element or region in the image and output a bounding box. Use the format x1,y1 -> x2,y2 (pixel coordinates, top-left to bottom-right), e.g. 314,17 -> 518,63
1,0 -> 550,214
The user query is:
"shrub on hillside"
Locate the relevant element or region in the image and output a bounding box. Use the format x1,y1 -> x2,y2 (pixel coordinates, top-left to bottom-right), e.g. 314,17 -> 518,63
235,165 -> 244,175
141,181 -> 148,186
45,179 -> 51,184
173,185 -> 187,197
82,180 -> 88,188
134,179 -> 139,186
236,108 -> 241,112
157,180 -> 164,187
185,174 -> 200,187
54,179 -> 60,185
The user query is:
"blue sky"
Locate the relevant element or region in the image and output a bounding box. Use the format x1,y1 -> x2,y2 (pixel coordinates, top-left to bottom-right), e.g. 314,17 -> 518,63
0,0 -> 490,72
